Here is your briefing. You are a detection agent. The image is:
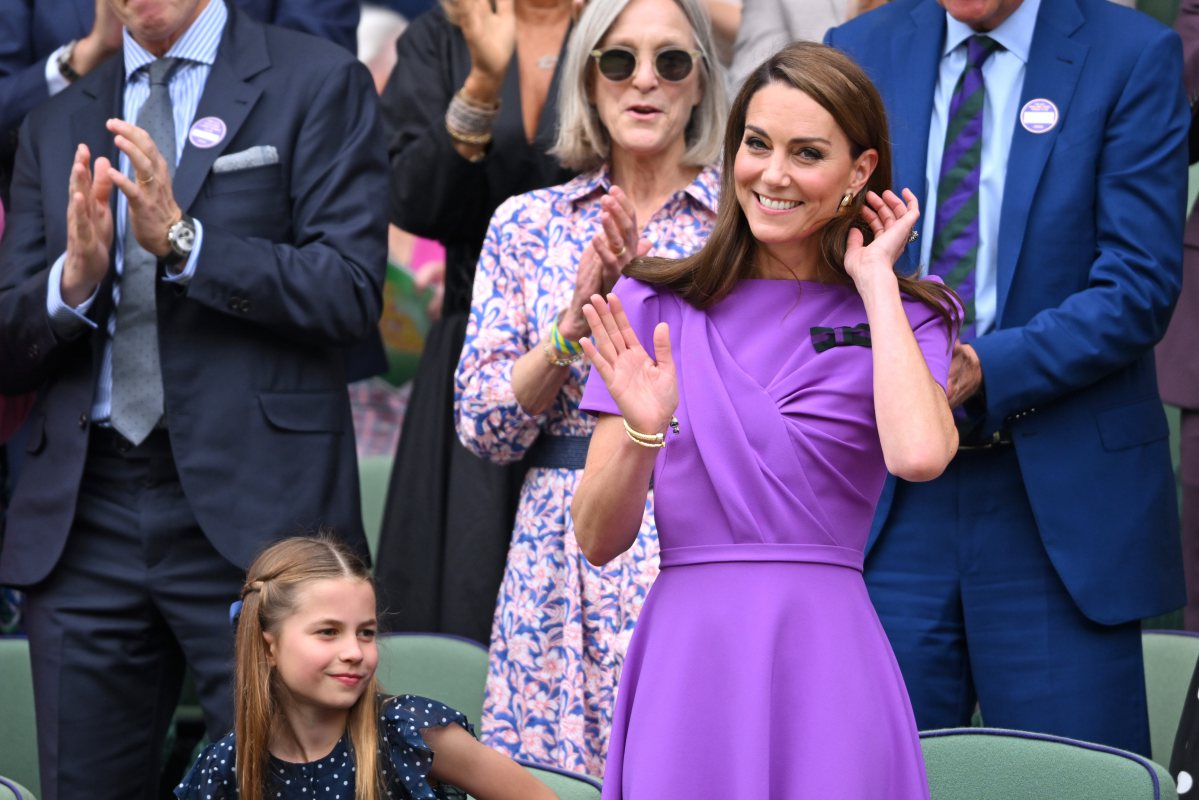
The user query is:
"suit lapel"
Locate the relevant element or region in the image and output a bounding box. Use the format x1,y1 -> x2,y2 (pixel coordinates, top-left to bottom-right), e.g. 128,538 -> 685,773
173,8 -> 267,213
995,0 -> 1085,322
70,58 -> 124,192
891,1 -> 944,274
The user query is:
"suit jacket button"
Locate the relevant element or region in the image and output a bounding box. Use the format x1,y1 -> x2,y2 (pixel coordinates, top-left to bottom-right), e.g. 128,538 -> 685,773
28,343 -> 39,358
228,296 -> 240,311
79,413 -> 89,430
239,299 -> 251,313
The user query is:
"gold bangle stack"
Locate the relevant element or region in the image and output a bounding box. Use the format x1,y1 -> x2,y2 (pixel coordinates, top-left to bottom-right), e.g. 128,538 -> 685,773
623,417 -> 678,449
445,88 -> 500,150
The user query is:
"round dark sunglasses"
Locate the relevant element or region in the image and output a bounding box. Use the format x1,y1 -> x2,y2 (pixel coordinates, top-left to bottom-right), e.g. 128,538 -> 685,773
589,46 -> 703,83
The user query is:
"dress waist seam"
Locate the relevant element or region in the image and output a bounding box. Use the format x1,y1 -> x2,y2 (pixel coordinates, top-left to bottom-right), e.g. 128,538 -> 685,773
658,543 -> 863,571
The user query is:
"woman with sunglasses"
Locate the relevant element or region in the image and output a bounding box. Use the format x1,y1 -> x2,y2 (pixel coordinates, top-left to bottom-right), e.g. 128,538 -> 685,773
573,42 -> 959,797
453,0 -> 726,778
374,0 -> 578,647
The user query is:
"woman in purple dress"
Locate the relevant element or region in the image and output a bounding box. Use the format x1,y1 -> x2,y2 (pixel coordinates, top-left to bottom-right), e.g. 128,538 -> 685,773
572,42 -> 961,798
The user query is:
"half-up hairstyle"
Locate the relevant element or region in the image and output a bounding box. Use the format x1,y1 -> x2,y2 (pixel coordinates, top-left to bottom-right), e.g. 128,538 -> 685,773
626,41 -> 959,332
235,536 -> 383,800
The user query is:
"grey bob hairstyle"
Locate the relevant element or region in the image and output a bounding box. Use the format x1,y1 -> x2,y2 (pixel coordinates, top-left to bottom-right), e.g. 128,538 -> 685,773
550,0 -> 728,172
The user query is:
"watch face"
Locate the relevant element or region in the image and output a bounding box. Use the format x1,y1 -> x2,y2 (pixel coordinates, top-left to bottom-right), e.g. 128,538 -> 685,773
171,219 -> 196,253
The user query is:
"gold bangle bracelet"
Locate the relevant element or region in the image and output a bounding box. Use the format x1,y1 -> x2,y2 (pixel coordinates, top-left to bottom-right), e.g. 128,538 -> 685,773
623,418 -> 665,445
445,120 -> 492,146
624,427 -> 665,448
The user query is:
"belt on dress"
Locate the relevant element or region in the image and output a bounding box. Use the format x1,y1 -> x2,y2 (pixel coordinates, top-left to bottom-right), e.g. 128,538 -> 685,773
659,543 -> 864,572
526,434 -> 592,470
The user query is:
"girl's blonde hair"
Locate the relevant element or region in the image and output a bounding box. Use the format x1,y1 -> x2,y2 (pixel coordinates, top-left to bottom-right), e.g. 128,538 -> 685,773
235,536 -> 383,800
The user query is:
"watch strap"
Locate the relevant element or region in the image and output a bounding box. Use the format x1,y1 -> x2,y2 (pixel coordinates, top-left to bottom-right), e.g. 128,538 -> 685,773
57,41 -> 82,84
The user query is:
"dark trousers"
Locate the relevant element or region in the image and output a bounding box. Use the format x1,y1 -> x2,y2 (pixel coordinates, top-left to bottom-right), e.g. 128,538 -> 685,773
866,447 -> 1150,756
23,429 -> 244,800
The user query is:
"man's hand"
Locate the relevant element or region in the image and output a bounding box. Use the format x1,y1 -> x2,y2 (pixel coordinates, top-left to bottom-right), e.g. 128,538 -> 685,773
70,0 -> 124,77
105,118 -> 183,258
947,341 -> 983,409
63,144 -> 115,307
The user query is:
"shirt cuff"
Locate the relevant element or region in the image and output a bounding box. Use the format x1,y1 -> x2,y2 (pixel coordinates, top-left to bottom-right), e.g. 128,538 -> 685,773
162,218 -> 204,285
45,46 -> 71,97
46,252 -> 99,337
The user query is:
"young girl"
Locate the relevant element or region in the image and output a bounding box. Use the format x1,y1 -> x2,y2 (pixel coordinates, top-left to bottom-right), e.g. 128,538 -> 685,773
175,536 -> 556,800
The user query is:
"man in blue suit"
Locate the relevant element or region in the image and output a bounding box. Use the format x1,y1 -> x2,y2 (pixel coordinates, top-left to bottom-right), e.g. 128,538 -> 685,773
0,0 -> 386,796
827,0 -> 1187,755
0,0 -> 360,206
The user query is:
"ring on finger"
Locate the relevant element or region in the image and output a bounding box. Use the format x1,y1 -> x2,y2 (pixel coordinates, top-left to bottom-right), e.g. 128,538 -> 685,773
611,240 -> 627,257
907,229 -> 919,244
137,174 -> 155,185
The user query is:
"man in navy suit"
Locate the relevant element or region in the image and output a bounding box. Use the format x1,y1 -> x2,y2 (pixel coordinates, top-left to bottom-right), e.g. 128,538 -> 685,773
0,0 -> 386,796
0,0 -> 360,206
828,0 -> 1187,754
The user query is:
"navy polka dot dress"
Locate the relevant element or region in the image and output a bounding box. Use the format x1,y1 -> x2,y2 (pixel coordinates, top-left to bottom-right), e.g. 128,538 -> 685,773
174,695 -> 472,800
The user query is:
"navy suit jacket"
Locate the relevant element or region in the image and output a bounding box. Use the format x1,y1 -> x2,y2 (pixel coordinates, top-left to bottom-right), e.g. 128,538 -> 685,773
827,0 -> 1188,625
0,0 -> 360,205
0,7 -> 386,585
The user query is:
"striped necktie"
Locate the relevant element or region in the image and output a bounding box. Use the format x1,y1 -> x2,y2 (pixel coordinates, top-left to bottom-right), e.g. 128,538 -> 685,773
929,35 -> 1002,341
110,57 -> 181,445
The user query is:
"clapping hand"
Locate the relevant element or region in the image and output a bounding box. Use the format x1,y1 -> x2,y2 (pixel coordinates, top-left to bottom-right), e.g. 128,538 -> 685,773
63,144 -> 115,307
105,118 -> 184,259
580,293 -> 676,436
558,186 -> 649,341
844,189 -> 920,296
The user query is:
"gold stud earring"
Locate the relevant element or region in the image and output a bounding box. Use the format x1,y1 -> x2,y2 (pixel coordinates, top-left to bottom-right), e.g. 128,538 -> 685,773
839,191 -> 854,209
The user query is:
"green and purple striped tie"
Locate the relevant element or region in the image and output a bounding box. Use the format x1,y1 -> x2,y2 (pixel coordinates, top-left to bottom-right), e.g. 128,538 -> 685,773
929,35 -> 1002,341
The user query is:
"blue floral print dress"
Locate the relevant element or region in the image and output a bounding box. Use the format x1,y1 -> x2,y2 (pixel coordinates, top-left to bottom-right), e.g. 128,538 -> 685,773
454,164 -> 720,777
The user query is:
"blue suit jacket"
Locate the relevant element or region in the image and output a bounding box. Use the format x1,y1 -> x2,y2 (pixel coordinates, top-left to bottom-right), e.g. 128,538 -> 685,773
827,0 -> 1188,625
0,7 -> 386,585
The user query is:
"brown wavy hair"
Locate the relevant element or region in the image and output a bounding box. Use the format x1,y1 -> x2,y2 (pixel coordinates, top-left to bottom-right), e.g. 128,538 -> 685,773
625,41 -> 959,332
234,536 -> 383,800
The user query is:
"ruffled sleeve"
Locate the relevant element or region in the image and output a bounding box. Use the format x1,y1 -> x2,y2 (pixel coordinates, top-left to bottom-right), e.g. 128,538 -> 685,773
380,694 -> 475,800
579,275 -> 664,417
174,733 -> 238,800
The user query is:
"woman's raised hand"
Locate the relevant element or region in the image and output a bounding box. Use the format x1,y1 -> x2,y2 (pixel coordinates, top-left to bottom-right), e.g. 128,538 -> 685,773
559,186 -> 649,341
580,293 -> 677,435
459,0 -> 517,89
845,188 -> 920,296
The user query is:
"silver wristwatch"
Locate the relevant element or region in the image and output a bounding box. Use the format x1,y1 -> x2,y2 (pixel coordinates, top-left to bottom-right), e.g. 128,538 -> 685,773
164,214 -> 197,267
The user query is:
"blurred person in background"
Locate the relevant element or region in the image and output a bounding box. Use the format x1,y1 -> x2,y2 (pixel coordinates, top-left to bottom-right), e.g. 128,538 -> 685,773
374,0 -> 576,644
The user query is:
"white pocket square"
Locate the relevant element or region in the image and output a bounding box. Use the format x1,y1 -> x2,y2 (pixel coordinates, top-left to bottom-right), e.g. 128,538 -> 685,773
212,145 -> 279,173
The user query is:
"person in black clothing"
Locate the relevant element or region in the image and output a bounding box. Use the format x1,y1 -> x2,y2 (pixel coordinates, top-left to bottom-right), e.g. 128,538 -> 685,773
376,0 -> 575,643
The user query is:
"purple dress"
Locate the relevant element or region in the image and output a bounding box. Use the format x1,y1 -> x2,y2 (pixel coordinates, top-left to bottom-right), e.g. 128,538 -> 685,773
580,276 -> 953,798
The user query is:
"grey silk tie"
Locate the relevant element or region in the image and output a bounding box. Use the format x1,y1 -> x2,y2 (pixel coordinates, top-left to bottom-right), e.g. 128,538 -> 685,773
110,57 -> 180,445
